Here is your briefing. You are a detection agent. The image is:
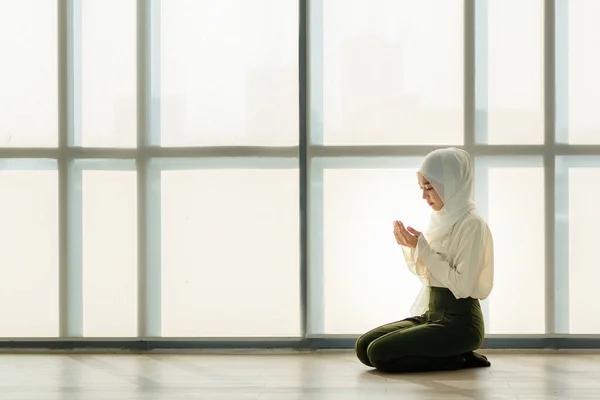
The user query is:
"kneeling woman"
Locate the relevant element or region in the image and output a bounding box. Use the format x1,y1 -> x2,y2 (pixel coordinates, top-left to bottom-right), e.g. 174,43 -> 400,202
355,147 -> 494,373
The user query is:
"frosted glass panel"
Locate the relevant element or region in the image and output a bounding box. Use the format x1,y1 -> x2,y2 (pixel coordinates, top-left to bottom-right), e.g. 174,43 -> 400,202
161,0 -> 298,146
322,0 -> 463,145
0,0 -> 58,147
568,1 -> 600,144
0,169 -> 59,337
486,0 -> 544,144
487,166 -> 545,333
82,0 -> 137,147
82,170 -> 137,337
315,164 -> 431,334
568,168 -> 600,333
161,167 -> 300,336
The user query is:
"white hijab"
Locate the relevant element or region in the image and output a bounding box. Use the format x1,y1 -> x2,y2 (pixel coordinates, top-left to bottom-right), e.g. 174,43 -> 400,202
420,147 -> 476,243
409,147 -> 477,315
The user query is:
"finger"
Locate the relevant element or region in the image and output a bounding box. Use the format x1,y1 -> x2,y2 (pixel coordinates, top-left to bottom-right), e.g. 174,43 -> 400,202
399,226 -> 412,242
394,229 -> 404,241
402,223 -> 416,236
393,230 -> 405,245
398,222 -> 410,236
407,226 -> 420,236
393,232 -> 402,245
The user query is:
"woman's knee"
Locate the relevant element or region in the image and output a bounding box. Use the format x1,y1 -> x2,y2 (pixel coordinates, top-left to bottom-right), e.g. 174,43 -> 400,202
366,337 -> 400,365
355,329 -> 380,353
355,333 -> 375,367
366,339 -> 414,372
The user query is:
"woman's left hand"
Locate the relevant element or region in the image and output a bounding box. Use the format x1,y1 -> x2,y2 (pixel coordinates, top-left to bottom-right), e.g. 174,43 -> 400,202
393,221 -> 422,248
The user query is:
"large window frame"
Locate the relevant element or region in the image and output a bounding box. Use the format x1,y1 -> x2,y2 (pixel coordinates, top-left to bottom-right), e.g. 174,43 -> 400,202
1,0 -> 600,349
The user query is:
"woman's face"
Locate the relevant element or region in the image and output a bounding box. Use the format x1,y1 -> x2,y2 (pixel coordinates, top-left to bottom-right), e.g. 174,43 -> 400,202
418,173 -> 444,211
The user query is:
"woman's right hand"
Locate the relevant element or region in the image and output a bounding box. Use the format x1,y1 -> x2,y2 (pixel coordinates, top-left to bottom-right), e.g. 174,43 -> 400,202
393,221 -> 403,245
393,221 -> 421,248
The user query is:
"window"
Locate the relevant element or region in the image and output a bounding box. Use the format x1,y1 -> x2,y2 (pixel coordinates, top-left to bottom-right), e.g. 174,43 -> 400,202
81,164 -> 138,337
319,0 -> 463,145
0,161 -> 59,337
160,160 -> 300,337
160,0 -> 298,147
567,0 -> 600,144
484,0 -> 544,144
567,166 -> 600,332
0,0 -> 58,147
81,0 -> 137,147
1,0 -> 599,344
310,158 -> 429,334
482,160 -> 546,334
556,158 -> 600,334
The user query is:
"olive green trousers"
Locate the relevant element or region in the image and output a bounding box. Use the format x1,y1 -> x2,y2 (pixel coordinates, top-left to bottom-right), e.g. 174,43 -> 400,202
355,287 -> 485,372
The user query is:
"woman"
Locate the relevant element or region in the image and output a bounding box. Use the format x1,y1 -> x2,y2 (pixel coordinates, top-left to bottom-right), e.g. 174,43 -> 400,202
355,147 -> 494,373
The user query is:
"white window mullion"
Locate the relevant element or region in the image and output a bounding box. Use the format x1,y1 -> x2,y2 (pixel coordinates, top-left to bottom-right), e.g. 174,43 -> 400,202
307,0 -> 325,336
473,160 -> 490,333
58,0 -> 83,338
553,0 -> 571,336
137,0 -> 162,337
464,0 -> 479,150
555,0 -> 569,145
468,0 -> 492,330
472,0 -> 488,147
544,0 -> 559,336
554,156 -> 570,334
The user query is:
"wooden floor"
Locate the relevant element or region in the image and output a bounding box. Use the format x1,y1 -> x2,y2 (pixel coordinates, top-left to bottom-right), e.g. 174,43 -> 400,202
1,350 -> 599,399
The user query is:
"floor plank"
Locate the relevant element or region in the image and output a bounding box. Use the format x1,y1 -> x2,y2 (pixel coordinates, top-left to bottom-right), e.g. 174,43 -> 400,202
1,350 -> 599,399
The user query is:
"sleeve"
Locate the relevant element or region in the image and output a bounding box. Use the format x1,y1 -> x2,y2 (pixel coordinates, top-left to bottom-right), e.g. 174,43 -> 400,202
415,219 -> 488,299
402,244 -> 429,280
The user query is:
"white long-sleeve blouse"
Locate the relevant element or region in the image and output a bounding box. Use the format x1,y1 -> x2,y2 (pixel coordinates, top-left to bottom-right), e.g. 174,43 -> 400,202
402,211 -> 494,311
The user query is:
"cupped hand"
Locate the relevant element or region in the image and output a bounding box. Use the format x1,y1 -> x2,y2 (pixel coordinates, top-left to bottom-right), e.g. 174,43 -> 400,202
393,221 -> 422,248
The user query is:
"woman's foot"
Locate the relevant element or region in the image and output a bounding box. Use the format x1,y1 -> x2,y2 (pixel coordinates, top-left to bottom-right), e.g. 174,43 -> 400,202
462,351 -> 491,368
